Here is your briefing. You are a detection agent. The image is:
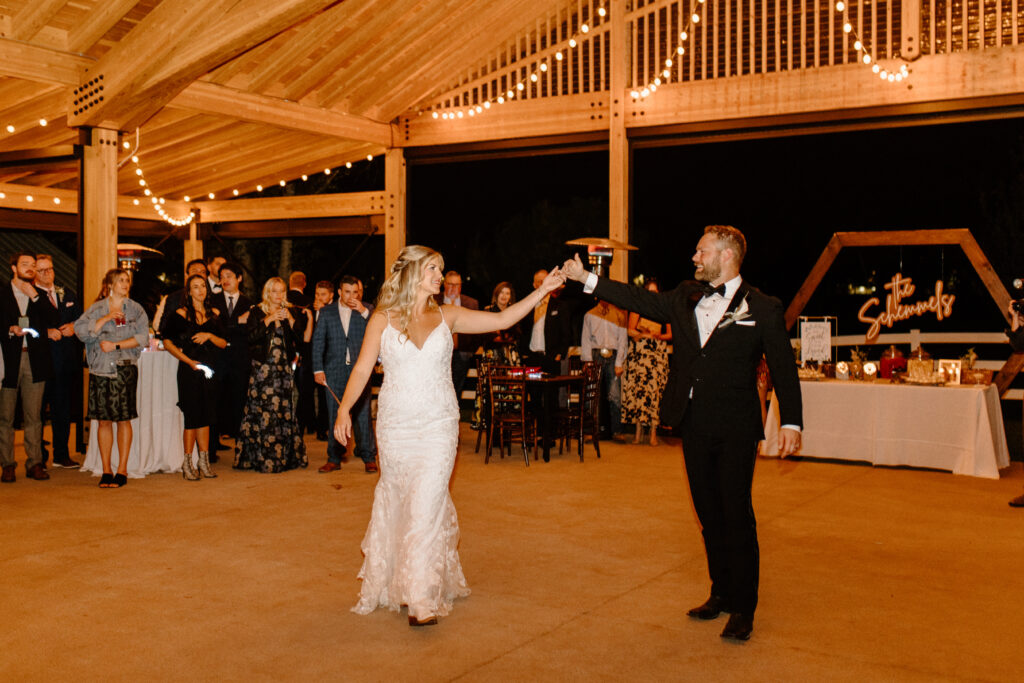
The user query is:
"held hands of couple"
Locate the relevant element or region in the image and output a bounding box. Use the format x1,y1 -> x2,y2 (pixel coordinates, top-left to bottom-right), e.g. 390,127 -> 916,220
540,266 -> 567,293
778,428 -> 801,458
562,253 -> 587,282
333,410 -> 352,446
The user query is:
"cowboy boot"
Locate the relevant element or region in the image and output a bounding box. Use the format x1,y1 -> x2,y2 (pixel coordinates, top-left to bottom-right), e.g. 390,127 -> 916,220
182,451 -> 200,481
197,450 -> 217,479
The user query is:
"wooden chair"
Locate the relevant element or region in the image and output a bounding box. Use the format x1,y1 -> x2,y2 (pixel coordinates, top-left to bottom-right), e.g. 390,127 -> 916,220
557,361 -> 602,461
486,369 -> 535,466
473,357 -> 496,454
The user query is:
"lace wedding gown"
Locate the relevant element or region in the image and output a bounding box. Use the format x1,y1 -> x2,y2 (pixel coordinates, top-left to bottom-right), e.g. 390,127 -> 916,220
353,312 -> 470,619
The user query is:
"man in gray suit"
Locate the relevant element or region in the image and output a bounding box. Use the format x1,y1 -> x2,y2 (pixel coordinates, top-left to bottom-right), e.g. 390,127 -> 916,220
313,275 -> 377,473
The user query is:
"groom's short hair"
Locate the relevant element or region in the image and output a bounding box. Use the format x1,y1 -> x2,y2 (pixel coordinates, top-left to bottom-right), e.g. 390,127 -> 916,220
704,225 -> 746,266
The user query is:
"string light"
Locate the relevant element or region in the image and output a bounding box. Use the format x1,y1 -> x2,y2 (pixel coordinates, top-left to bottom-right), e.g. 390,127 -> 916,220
428,5 -> 608,120
631,1 -> 707,100
835,1 -> 910,84
129,155 -> 195,227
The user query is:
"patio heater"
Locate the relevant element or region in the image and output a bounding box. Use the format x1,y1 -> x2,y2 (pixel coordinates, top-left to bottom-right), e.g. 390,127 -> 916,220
117,243 -> 164,273
565,237 -> 637,278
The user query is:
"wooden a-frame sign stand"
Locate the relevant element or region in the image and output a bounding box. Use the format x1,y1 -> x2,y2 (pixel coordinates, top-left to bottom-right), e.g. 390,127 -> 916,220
783,229 -> 1023,396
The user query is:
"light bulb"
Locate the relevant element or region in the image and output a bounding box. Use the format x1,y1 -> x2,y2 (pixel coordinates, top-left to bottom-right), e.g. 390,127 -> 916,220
208,193 -> 214,199
836,1 -> 845,10
122,141 -> 130,149
863,54 -> 871,64
53,197 -> 60,205
497,96 -> 504,104
135,168 -> 143,176
692,14 -> 700,23
301,174 -> 307,181
507,90 -> 514,98
678,46 -> 685,55
887,73 -> 895,81
631,91 -> 640,98
483,101 -> 491,109
257,185 -> 263,191
680,31 -> 688,41
132,156 -> 139,163
233,189 -> 239,196
530,73 -> 538,82
598,7 -> 606,17
895,73 -> 903,81
517,82 -> 525,90
279,180 -> 285,186
650,83 -> 658,91
326,167 -> 333,174
641,88 -> 650,97
468,109 -> 475,116
654,77 -> 661,85
581,23 -> 589,33
346,162 -> 352,168
132,199 -> 139,205
540,63 -> 548,72
184,195 -> 190,202
139,179 -> 146,187
5,124 -> 14,133
666,59 -> 673,67
663,69 -> 670,78
0,192 -> 5,199
457,111 -> 463,118
159,197 -> 165,204
556,52 -> 563,61
569,38 -> 577,48
441,112 -> 449,119
872,64 -> 880,73
854,41 -> 862,50
432,111 -> 439,119
144,188 -> 151,196
39,119 -> 47,127
843,23 -> 852,32
879,70 -> 888,79
26,195 -> 33,202
475,106 -> 482,113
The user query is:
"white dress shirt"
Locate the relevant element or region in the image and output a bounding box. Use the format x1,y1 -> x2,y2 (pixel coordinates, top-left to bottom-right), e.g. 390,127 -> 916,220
695,275 -> 743,347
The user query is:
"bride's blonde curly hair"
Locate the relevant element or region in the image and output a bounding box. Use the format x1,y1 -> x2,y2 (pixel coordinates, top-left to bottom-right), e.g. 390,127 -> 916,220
375,245 -> 444,339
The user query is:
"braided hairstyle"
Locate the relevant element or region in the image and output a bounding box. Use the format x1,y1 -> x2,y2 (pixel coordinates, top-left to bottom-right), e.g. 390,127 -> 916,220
375,245 -> 444,341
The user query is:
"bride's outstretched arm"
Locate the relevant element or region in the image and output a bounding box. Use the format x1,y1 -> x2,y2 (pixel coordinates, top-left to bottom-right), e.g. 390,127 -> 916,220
451,267 -> 566,335
334,312 -> 387,445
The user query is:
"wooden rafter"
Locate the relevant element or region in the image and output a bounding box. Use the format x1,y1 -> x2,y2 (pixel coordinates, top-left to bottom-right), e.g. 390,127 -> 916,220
8,0 -> 68,42
785,229 -> 1022,397
67,0 -> 145,54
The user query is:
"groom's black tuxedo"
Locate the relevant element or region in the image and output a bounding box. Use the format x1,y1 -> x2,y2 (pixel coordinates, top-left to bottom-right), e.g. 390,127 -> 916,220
591,275 -> 802,615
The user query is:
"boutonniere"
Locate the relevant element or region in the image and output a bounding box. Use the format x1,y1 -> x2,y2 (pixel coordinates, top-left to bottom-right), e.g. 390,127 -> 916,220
717,295 -> 751,330
55,286 -> 65,300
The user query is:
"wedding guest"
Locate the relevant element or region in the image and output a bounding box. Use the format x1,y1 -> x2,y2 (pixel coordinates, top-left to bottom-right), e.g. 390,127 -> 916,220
34,254 -> 82,468
288,271 -> 311,308
1,252 -> 57,483
436,270 -> 478,400
1007,301 -> 1024,508
581,299 -> 629,440
162,274 -> 227,481
563,225 -> 803,641
205,255 -> 226,295
156,259 -> 208,335
211,261 -> 253,446
621,278 -> 672,446
482,281 -> 521,364
313,276 -> 377,473
312,280 -> 335,442
520,269 -> 592,375
234,277 -> 306,473
74,269 -> 149,488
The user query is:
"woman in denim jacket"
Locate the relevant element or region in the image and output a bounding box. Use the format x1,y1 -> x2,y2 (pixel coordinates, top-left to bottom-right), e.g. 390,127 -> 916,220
74,269 -> 149,488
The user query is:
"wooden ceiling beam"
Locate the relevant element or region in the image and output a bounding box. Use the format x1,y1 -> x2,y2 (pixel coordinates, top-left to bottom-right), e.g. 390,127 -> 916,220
242,6 -> 349,94
0,38 -> 88,85
67,0 -> 143,53
169,82 -> 394,146
196,191 -> 385,223
0,180 -> 187,221
211,215 -> 383,239
9,0 -> 68,42
67,0 -> 336,131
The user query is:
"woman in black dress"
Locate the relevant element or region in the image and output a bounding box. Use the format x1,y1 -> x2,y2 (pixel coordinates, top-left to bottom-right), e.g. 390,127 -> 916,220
162,274 -> 227,480
233,276 -> 307,473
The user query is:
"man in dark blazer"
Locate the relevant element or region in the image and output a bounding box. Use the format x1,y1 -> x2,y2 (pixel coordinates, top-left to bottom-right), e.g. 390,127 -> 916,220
520,269 -> 593,374
564,225 -> 802,641
34,254 -> 82,468
209,261 -> 253,453
435,270 -> 478,400
1,252 -> 57,482
313,275 -> 377,473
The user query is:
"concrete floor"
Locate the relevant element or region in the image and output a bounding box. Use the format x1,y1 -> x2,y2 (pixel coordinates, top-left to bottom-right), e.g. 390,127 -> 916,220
2,425 -> 1023,682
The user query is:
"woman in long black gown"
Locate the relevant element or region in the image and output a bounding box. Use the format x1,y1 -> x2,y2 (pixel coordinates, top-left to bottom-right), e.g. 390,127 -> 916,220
162,274 -> 227,480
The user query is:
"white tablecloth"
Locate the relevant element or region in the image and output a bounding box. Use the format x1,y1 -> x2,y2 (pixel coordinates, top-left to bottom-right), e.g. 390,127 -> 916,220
761,380 -> 1010,479
82,349 -> 185,478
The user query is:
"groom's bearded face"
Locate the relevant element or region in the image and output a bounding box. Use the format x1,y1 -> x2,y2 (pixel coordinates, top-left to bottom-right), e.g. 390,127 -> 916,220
693,235 -> 723,283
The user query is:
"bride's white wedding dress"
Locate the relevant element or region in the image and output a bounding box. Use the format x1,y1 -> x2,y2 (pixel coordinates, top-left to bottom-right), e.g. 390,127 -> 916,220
352,311 -> 470,619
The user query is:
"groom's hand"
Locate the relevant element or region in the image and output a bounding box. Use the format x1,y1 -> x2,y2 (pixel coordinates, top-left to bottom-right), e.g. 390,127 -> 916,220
778,428 -> 801,457
563,253 -> 587,282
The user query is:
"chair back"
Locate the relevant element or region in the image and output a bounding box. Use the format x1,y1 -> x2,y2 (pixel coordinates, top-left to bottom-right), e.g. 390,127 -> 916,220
489,371 -> 528,422
579,361 -> 603,428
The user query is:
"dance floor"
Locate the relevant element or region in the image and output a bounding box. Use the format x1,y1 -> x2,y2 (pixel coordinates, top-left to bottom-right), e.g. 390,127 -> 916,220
2,425 -> 1023,682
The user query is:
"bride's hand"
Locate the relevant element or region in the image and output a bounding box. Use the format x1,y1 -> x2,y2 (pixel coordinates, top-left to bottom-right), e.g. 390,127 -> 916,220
540,266 -> 566,293
334,410 -> 352,446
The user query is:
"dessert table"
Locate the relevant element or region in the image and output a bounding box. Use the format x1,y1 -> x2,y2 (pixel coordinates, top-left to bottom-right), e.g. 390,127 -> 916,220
761,379 -> 1010,479
81,349 -> 185,478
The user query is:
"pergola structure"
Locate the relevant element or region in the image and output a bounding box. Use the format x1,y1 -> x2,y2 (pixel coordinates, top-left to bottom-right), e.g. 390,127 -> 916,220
2,0 -> 1024,295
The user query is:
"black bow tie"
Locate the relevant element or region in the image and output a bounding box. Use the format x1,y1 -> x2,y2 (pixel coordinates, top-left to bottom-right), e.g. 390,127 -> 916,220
699,282 -> 727,298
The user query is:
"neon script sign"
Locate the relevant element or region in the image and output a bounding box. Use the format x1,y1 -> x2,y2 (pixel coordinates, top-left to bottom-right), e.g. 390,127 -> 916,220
857,273 -> 955,342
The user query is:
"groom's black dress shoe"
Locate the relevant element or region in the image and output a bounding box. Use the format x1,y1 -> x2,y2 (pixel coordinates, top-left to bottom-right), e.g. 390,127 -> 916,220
720,613 -> 754,641
687,595 -> 728,620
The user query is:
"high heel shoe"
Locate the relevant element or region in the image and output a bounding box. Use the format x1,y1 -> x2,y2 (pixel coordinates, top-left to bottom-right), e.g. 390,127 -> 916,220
98,473 -> 114,488
408,614 -> 438,627
112,473 -> 127,487
182,452 -> 199,481
197,450 -> 217,478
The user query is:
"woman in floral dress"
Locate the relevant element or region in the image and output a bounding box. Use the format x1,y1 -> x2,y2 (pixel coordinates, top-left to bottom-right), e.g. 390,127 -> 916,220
620,278 -> 672,446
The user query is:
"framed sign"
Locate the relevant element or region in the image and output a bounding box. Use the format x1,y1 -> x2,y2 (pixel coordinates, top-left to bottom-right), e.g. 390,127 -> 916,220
798,316 -> 836,364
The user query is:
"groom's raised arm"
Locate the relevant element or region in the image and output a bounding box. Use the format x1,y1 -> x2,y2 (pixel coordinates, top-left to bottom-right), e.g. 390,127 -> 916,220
562,253 -> 673,323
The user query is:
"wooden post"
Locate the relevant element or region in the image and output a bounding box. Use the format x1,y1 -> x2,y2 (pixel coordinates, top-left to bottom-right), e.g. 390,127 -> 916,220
608,0 -> 630,282
385,147 -> 406,269
901,0 -> 921,60
183,214 -> 203,272
79,127 -> 119,300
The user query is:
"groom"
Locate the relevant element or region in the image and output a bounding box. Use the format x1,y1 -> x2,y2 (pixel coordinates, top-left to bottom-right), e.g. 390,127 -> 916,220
563,225 -> 802,641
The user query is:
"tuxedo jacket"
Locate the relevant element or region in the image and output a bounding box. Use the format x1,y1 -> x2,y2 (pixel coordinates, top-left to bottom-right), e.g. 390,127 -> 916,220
211,290 -> 254,363
42,286 -> 82,375
519,284 -> 594,360
0,283 -> 57,388
311,303 -> 369,384
592,277 -> 802,440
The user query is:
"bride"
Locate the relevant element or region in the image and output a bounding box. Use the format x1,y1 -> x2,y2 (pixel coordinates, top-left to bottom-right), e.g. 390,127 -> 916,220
334,245 -> 565,626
